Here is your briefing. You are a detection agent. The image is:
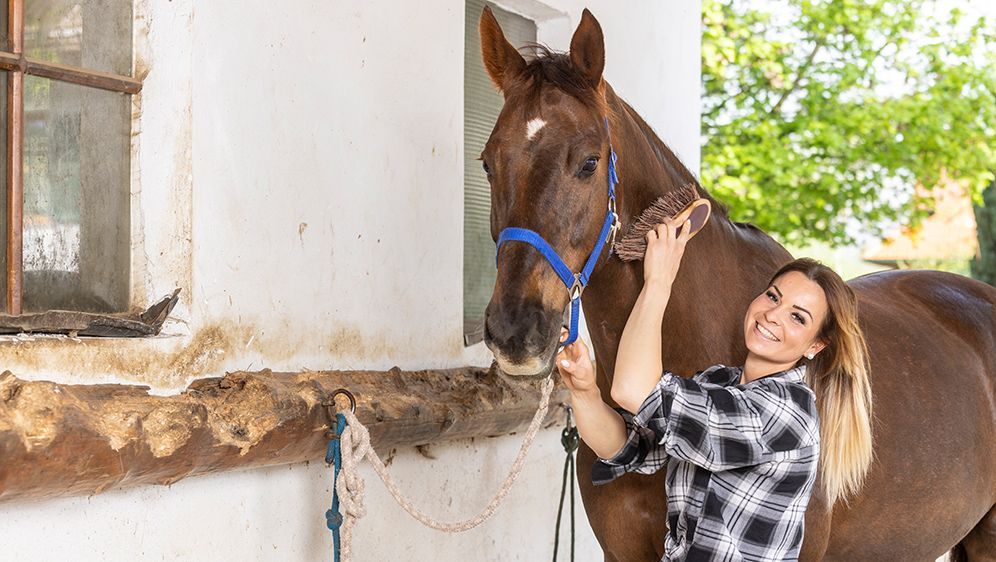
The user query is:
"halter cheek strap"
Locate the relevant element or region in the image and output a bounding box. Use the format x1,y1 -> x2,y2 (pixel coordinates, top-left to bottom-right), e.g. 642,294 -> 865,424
495,119 -> 621,348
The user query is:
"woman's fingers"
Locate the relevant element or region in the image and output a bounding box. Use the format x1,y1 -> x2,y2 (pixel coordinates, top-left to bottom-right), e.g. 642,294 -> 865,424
571,337 -> 587,361
678,219 -> 692,242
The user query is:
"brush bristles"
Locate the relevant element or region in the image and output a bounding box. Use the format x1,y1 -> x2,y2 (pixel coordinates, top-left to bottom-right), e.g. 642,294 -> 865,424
613,183 -> 700,261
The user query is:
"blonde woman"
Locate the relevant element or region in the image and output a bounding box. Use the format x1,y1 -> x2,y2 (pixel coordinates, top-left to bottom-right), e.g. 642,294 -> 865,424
557,219 -> 873,561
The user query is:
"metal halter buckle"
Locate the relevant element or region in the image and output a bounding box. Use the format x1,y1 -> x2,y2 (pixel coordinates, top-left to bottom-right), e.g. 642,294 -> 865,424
569,273 -> 584,300
607,211 -> 621,247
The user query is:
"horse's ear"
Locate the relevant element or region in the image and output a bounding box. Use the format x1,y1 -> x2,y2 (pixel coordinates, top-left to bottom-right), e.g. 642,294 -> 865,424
479,6 -> 526,92
569,9 -> 605,87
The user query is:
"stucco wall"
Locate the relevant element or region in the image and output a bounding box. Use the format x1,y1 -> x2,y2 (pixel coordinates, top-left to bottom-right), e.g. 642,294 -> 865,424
0,1 -> 700,559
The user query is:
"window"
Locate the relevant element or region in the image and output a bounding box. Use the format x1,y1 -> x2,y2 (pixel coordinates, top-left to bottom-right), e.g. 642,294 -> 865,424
0,1 -> 139,315
464,0 -> 536,345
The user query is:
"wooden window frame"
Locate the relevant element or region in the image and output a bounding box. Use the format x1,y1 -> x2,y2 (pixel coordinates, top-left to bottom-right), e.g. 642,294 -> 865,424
0,0 -> 141,315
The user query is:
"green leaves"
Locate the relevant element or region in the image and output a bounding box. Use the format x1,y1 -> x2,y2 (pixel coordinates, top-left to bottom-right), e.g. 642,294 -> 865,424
702,0 -> 996,245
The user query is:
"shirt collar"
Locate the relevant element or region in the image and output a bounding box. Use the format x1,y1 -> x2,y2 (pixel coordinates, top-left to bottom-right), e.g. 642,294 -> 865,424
731,364 -> 807,386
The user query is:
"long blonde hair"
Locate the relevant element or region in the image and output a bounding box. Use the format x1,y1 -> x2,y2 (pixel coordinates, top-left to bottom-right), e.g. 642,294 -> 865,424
770,258 -> 873,507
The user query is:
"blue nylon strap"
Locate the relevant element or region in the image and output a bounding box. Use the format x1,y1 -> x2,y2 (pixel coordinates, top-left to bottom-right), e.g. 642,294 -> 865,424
608,149 -> 619,198
326,413 -> 347,562
562,298 -> 581,346
580,211 -> 616,286
496,228 -> 575,287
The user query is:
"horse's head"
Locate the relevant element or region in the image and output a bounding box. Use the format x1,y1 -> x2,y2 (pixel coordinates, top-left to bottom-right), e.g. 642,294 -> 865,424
479,8 -> 615,377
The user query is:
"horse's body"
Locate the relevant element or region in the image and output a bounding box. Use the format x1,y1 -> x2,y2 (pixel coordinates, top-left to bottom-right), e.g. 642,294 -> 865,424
478,8 -> 996,560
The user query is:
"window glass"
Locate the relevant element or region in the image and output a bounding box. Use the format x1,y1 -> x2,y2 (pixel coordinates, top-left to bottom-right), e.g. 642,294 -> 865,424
24,1 -> 133,77
23,76 -> 130,312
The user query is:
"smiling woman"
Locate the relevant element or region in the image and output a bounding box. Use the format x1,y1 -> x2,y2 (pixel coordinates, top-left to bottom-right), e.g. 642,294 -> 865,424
557,215 -> 873,560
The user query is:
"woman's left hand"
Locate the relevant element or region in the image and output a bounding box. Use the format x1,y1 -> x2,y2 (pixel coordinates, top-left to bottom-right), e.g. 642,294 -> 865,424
556,328 -> 597,395
643,217 -> 693,287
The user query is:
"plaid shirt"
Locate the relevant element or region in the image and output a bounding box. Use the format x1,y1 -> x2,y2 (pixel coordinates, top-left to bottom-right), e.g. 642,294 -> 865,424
592,365 -> 819,562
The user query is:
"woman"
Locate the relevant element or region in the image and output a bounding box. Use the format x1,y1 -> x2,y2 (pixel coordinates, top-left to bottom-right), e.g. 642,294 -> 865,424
557,218 -> 873,561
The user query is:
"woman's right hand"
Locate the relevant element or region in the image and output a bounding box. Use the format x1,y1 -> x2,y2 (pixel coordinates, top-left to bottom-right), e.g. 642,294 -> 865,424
556,328 -> 598,395
643,217 -> 692,286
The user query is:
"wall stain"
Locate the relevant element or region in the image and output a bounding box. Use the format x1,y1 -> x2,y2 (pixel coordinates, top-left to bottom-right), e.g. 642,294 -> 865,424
0,325 -> 247,390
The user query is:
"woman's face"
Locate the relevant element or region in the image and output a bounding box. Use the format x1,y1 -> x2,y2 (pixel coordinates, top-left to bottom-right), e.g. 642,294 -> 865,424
743,271 -> 828,366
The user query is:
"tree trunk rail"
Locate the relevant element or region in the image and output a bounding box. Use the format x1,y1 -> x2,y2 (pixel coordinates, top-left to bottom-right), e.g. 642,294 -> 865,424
0,366 -> 566,504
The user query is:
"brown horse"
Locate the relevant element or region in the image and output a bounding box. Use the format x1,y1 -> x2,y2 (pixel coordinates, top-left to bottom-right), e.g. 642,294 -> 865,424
479,8 -> 996,561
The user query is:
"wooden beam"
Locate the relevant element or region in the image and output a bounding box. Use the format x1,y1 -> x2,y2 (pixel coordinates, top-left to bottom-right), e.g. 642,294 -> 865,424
25,58 -> 142,95
0,366 -> 567,504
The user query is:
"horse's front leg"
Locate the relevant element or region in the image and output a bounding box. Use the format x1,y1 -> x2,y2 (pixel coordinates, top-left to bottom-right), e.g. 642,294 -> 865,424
576,444 -> 668,562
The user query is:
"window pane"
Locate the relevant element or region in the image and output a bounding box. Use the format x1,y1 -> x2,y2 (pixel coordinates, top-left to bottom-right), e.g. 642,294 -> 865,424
23,76 -> 130,313
0,3 -> 8,51
463,0 -> 536,344
25,1 -> 132,77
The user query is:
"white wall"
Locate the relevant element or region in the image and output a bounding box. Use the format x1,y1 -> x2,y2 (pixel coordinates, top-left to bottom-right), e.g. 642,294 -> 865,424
0,1 -> 700,560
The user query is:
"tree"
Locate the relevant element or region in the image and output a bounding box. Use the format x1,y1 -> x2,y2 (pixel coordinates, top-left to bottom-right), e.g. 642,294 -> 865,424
701,0 -> 996,246
972,178 -> 996,285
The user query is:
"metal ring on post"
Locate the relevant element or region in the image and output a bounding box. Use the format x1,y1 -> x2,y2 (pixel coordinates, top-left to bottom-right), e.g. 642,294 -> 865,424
329,389 -> 356,414
323,389 -> 357,439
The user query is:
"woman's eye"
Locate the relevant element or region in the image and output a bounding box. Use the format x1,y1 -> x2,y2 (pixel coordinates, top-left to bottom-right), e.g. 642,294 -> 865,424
792,313 -> 805,325
766,290 -> 777,302
580,157 -> 599,175
482,161 -> 491,175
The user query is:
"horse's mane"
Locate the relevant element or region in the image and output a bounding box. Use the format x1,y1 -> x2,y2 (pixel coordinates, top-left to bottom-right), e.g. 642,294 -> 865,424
514,45 -> 730,219
513,45 -> 612,118
618,100 -> 730,219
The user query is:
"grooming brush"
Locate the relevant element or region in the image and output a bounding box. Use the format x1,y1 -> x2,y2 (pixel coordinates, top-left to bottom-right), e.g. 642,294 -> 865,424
613,183 -> 712,261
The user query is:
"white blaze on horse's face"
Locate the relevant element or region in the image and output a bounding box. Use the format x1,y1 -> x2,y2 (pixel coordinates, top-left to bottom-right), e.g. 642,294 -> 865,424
525,118 -> 546,141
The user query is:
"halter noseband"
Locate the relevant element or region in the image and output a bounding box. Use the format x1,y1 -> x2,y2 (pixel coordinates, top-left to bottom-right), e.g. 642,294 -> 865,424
495,119 -> 621,348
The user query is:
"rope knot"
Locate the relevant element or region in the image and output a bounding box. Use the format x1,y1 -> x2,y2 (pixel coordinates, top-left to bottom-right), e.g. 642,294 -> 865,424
326,509 -> 344,530
561,426 -> 579,454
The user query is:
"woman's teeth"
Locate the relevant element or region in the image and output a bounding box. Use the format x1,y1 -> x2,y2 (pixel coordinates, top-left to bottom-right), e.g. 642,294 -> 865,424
756,322 -> 778,341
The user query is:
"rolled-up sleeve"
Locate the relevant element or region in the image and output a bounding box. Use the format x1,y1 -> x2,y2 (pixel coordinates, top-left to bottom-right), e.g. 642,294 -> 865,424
592,411 -> 670,486
633,371 -> 818,472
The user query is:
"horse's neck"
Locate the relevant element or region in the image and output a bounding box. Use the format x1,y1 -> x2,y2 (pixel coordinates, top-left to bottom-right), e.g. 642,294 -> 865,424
584,92 -> 792,383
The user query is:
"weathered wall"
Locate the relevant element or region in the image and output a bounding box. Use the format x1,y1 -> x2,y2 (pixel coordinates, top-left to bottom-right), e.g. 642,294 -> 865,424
0,0 -> 701,560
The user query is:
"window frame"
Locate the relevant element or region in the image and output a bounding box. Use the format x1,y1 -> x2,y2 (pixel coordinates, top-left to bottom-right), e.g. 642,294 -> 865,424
0,0 -> 141,315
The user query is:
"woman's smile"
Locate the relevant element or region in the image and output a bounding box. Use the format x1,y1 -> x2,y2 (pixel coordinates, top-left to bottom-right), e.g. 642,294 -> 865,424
754,321 -> 779,342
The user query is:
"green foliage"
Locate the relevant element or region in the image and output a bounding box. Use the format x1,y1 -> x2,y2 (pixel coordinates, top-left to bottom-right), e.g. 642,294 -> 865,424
971,178 -> 996,285
702,0 -> 996,245
898,258 -> 972,277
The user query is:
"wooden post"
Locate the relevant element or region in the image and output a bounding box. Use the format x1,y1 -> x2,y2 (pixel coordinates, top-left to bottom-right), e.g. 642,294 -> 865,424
0,366 -> 567,504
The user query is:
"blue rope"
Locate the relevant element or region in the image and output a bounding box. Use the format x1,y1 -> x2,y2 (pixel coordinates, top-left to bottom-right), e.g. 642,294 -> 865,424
326,413 -> 347,562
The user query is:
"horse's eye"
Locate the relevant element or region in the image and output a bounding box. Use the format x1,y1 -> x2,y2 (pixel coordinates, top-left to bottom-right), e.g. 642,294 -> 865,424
580,157 -> 599,176
482,161 -> 491,175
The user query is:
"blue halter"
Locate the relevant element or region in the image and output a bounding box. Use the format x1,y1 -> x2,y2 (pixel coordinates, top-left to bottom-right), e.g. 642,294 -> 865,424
495,120 -> 621,348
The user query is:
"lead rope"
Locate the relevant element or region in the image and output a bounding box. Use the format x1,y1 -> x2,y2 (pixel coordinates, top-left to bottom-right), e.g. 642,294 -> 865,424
552,405 -> 579,562
326,375 -> 556,561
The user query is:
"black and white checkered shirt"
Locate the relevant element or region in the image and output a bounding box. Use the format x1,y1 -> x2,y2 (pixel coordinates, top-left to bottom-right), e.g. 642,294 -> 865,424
593,365 -> 819,561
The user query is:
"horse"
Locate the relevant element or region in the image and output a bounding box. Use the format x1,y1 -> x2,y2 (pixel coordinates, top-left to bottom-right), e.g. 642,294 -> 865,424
478,7 -> 996,561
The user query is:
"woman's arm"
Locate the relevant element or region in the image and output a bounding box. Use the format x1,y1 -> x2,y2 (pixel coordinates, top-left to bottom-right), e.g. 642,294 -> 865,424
571,387 -> 628,460
556,334 -> 627,459
612,218 -> 692,413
